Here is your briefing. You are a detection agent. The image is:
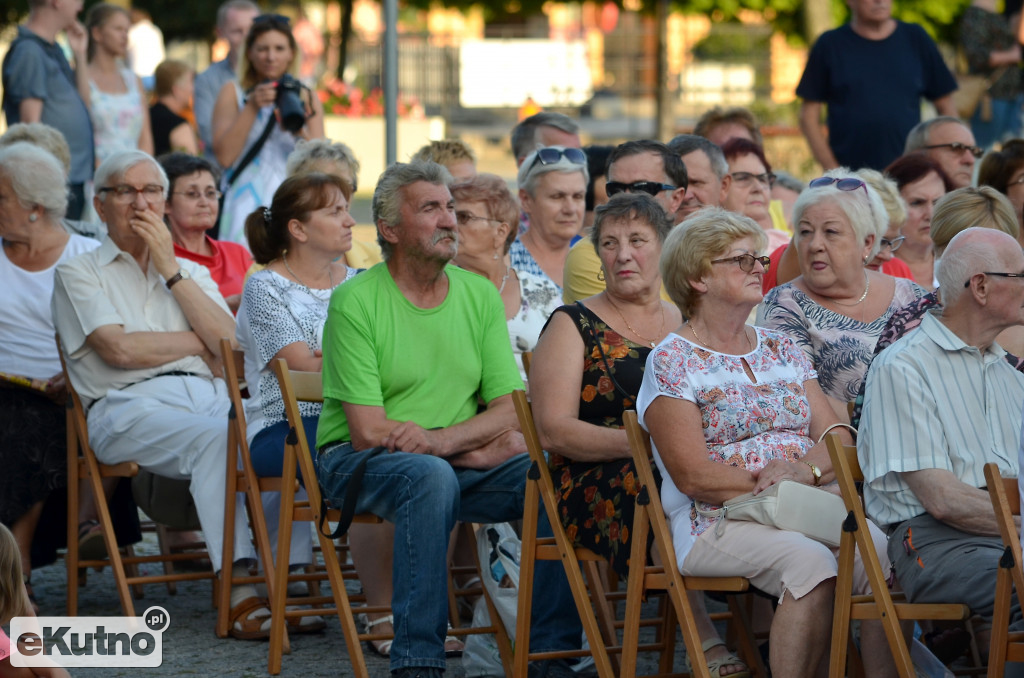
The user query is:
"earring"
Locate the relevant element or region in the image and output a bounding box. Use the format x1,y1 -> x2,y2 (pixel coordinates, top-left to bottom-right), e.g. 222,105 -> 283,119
863,255 -> 869,265
493,252 -> 499,260
597,267 -> 605,282
28,213 -> 37,222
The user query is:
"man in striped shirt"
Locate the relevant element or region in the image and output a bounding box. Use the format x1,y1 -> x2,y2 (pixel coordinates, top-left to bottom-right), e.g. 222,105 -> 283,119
860,227 -> 1024,653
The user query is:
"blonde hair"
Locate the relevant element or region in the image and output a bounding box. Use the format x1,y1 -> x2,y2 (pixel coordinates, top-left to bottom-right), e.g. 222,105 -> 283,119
411,139 -> 476,167
931,186 -> 1020,258
0,523 -> 26,624
855,168 -> 907,232
661,207 -> 767,318
154,59 -> 193,98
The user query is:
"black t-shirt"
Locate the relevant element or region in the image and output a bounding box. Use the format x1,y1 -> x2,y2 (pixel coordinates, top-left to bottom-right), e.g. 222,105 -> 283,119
149,102 -> 188,158
796,22 -> 957,171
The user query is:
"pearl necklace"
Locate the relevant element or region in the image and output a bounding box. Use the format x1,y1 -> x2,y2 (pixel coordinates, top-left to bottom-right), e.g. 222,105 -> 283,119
283,251 -> 334,293
606,295 -> 664,348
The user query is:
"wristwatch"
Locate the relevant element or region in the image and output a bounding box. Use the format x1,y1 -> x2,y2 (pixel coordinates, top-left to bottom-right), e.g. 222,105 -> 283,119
801,460 -> 822,486
165,267 -> 191,290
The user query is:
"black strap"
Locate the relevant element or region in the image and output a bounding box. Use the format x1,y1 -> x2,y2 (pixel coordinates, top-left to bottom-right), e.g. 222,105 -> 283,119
316,444 -> 387,539
574,301 -> 634,406
224,112 -> 276,190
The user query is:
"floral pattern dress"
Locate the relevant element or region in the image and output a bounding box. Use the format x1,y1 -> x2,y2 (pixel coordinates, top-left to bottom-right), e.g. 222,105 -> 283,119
545,302 -> 653,579
635,328 -> 818,566
757,279 -> 926,403
507,270 -> 562,384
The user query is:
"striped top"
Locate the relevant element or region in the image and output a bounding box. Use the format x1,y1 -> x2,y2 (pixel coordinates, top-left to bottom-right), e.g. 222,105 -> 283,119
860,311 -> 1024,528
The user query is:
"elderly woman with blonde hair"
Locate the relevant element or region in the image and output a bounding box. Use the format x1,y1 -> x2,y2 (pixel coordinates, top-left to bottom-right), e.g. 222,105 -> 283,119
638,207 -> 903,678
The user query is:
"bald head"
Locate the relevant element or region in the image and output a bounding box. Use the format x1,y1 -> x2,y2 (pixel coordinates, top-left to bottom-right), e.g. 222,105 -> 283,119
938,228 -> 1024,307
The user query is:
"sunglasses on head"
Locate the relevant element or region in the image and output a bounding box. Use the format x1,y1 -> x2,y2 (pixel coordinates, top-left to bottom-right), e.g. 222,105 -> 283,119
526,147 -> 587,172
605,180 -> 677,197
808,176 -> 869,197
253,13 -> 290,27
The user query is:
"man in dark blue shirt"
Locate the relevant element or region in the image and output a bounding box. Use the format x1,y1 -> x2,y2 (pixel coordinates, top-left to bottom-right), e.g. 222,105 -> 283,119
2,0 -> 94,219
796,0 -> 957,172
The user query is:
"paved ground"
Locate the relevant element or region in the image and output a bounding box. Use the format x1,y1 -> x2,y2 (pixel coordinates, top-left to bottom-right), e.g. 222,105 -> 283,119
21,529 -> 699,677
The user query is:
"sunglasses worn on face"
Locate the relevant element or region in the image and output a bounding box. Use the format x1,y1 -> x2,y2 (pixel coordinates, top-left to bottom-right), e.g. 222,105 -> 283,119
605,180 -> 677,197
711,253 -> 771,273
963,271 -> 1024,287
880,235 -> 905,252
808,176 -> 869,198
924,142 -> 984,159
526,147 -> 587,172
730,171 -> 775,188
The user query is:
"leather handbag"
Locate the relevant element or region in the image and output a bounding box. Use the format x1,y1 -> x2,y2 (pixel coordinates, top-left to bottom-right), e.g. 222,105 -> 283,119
955,67 -> 1008,122
697,479 -> 847,547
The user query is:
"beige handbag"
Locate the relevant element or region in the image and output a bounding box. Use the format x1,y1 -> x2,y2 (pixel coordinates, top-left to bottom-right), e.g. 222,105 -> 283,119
697,479 -> 848,547
955,67 -> 1009,122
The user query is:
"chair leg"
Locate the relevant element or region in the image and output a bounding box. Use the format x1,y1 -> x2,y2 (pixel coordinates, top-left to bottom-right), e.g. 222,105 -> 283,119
67,453 -> 81,616
513,479 -> 541,676
156,525 -> 177,596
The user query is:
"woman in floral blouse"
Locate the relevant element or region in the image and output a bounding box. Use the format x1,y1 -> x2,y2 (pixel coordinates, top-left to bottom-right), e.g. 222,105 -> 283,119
638,207 -> 898,678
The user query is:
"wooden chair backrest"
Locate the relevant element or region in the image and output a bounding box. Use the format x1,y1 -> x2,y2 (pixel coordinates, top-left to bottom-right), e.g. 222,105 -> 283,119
984,463 -> 1024,592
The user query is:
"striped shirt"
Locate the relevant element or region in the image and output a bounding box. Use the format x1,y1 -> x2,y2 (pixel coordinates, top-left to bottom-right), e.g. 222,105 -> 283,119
860,311 -> 1024,528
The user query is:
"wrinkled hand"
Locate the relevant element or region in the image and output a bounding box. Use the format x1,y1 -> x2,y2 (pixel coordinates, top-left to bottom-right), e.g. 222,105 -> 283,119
44,372 -> 67,404
65,21 -> 87,59
130,207 -> 178,279
751,459 -> 812,495
247,82 -> 278,111
382,421 -> 450,457
450,430 -> 526,470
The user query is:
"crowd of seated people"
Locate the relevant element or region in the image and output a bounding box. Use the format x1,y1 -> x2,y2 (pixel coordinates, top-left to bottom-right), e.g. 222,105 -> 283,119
1,2 -> 1023,673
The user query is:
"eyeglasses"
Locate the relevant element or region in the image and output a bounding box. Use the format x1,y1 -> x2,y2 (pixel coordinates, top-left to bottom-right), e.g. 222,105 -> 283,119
253,13 -> 290,27
808,176 -> 869,197
730,171 -> 775,188
963,271 -> 1024,287
455,211 -> 501,226
172,189 -> 222,202
879,235 -> 905,252
605,180 -> 677,197
525,147 -> 587,173
924,142 -> 984,159
99,184 -> 165,204
710,253 -> 771,273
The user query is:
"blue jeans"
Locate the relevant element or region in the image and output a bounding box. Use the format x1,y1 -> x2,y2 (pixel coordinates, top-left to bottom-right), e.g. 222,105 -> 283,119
249,416 -> 319,478
315,443 -> 581,671
971,95 -> 1023,149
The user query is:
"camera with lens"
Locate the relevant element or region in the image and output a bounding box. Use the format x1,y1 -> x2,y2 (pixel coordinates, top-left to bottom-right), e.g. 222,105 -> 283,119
274,74 -> 307,134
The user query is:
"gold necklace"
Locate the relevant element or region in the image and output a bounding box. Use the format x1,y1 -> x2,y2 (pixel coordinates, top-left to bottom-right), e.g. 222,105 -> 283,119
606,294 -> 664,348
829,272 -> 870,308
689,321 -> 753,353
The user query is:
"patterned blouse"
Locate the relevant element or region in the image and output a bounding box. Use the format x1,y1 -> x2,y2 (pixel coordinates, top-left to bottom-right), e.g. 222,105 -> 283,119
235,266 -> 359,440
507,270 -> 562,383
757,278 -> 926,403
89,68 -> 145,166
636,328 -> 818,563
508,237 -> 561,291
960,6 -> 1021,101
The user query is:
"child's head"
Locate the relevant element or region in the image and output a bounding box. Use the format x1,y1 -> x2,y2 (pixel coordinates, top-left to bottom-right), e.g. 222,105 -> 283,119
0,523 -> 26,623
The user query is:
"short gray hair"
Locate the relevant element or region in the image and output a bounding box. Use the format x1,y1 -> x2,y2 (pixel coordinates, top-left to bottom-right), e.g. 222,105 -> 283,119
772,170 -> 805,194
0,142 -> 68,219
517,146 -> 589,197
590,192 -> 673,253
904,116 -> 966,154
667,134 -> 728,180
216,0 -> 258,30
791,168 -> 887,261
286,139 -> 361,190
372,160 -> 452,261
0,122 -> 71,175
510,112 -> 579,161
936,227 -> 1016,306
94,150 -> 169,201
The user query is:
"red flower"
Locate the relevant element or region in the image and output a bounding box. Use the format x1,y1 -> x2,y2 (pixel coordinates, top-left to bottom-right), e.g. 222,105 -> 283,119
584,485 -> 598,503
597,376 -> 614,395
608,521 -> 619,542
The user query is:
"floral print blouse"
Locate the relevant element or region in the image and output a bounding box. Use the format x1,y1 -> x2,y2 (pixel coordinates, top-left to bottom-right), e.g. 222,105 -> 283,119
757,278 -> 926,404
636,328 -> 818,563
507,270 -> 562,384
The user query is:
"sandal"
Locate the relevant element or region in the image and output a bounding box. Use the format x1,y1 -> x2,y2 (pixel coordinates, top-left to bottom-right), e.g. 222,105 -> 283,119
445,625 -> 464,658
78,520 -> 107,561
228,596 -> 272,641
364,614 -> 394,657
683,638 -> 751,678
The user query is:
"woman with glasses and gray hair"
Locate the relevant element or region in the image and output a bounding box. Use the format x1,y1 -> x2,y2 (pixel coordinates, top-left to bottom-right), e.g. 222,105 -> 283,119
758,172 -> 927,422
512,145 -> 588,291
638,206 -> 901,678
721,138 -> 790,252
451,173 -> 561,384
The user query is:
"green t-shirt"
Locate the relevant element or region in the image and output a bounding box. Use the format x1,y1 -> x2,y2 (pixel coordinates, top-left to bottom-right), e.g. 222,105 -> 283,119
316,263 -> 524,449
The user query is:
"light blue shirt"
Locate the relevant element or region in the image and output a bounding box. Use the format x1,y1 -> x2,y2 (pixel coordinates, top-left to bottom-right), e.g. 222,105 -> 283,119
192,58 -> 235,172
860,311 -> 1024,528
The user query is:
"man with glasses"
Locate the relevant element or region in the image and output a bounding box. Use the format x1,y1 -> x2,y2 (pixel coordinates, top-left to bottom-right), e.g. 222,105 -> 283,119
562,139 -> 687,303
860,227 -> 1024,659
796,0 -> 957,172
51,150 -> 272,639
905,116 -> 981,189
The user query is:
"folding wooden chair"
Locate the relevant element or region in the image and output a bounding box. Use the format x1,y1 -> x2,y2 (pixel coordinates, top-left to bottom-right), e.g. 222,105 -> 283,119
271,359 -> 514,676
983,462 -> 1024,678
621,409 -> 766,678
59,337 -> 215,617
825,432 -> 970,678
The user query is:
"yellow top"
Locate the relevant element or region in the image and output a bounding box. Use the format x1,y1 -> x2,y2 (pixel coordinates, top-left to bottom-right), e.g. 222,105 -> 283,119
561,237 -> 672,304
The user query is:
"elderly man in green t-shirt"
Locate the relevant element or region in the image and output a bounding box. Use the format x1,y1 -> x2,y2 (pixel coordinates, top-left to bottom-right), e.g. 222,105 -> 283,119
316,160 -> 581,678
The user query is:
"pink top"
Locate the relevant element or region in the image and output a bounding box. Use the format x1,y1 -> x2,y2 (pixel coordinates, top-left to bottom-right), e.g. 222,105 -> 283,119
173,236 -> 252,303
0,626 -> 10,663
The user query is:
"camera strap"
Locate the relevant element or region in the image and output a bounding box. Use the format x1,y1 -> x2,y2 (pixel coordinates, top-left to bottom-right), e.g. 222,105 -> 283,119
224,112 -> 276,190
